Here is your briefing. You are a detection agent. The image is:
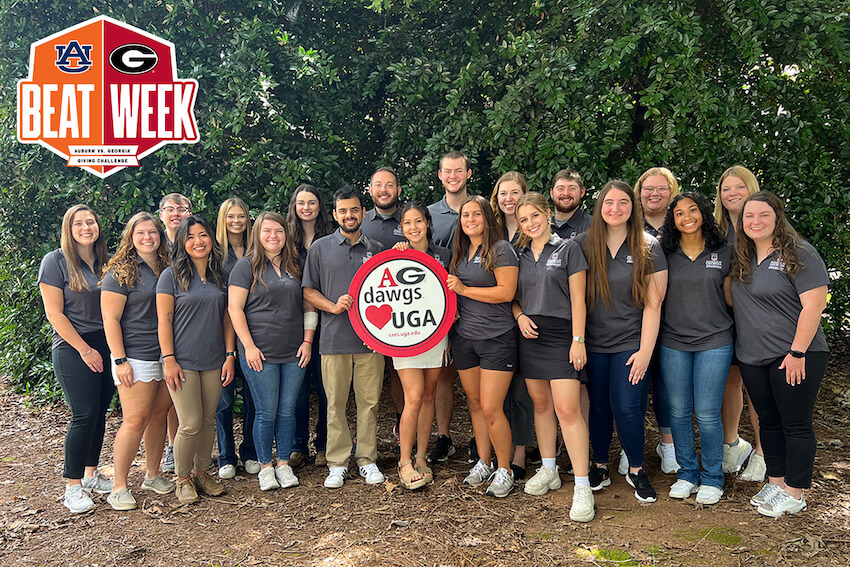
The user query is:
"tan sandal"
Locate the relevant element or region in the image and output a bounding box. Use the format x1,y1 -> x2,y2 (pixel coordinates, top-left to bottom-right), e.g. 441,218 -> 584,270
398,460 -> 427,490
415,454 -> 433,483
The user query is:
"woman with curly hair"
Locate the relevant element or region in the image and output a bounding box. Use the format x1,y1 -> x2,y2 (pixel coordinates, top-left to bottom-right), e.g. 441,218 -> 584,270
38,204 -> 113,513
449,195 -> 519,498
102,212 -> 175,510
658,193 -> 733,505
489,171 -> 528,244
730,191 -> 828,517
157,215 -> 236,504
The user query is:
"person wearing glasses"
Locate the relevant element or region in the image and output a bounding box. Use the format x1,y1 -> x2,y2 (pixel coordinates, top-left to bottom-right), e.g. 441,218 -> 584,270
631,168 -> 680,478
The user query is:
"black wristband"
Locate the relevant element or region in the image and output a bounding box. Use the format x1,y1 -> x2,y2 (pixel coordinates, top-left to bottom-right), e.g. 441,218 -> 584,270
162,353 -> 175,360
789,350 -> 805,359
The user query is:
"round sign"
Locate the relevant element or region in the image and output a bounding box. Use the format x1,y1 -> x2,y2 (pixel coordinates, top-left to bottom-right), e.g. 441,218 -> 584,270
349,249 -> 456,357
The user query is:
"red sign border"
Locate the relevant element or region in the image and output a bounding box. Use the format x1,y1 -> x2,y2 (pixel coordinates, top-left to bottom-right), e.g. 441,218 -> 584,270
349,249 -> 456,358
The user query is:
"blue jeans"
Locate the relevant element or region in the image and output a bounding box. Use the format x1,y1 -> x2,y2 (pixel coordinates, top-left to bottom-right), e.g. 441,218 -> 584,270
240,358 -> 307,464
660,343 -> 733,489
648,349 -> 672,434
586,350 -> 649,467
293,339 -> 327,453
215,368 -> 257,467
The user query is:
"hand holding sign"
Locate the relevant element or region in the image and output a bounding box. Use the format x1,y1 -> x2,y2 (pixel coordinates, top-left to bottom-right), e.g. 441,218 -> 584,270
349,249 -> 456,357
332,294 -> 354,314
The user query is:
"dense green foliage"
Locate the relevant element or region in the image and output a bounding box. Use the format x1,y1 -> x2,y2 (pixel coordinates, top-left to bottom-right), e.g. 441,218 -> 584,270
1,0 -> 848,397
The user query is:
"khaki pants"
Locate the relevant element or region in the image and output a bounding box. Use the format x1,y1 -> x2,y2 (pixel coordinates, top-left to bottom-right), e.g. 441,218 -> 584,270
321,353 -> 384,468
169,369 -> 222,478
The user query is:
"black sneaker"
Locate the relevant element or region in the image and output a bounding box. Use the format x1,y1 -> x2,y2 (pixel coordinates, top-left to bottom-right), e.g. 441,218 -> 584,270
588,464 -> 611,491
427,435 -> 456,464
626,469 -> 657,503
526,446 -> 542,466
510,463 -> 526,480
467,438 -> 479,464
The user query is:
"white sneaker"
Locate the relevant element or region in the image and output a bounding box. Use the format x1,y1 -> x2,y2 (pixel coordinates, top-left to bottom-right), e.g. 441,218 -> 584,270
524,466 -> 562,496
81,470 -> 113,494
324,467 -> 348,489
244,460 -> 261,474
749,482 -> 783,506
668,479 -> 698,499
757,489 -> 806,517
485,467 -> 514,498
359,463 -> 385,485
107,488 -> 137,511
617,449 -> 629,475
739,452 -> 766,482
275,464 -> 299,488
569,485 -> 595,522
722,438 -> 753,473
218,464 -> 236,480
696,485 -> 723,505
464,459 -> 495,487
656,442 -> 680,474
258,467 -> 280,491
63,484 -> 95,514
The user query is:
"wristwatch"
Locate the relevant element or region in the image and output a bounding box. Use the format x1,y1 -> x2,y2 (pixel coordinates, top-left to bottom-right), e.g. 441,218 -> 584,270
114,357 -> 128,365
789,350 -> 805,358
572,336 -> 585,344
226,351 -> 237,358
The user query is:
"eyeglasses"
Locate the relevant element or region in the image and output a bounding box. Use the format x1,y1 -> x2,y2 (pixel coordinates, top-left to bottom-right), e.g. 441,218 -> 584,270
162,206 -> 190,214
641,186 -> 670,194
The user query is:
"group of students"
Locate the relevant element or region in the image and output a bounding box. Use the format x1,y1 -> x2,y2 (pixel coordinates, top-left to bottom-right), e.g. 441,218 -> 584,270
38,153 -> 829,524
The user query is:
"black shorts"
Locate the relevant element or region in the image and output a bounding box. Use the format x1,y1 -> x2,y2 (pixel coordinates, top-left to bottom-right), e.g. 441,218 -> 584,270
451,328 -> 517,372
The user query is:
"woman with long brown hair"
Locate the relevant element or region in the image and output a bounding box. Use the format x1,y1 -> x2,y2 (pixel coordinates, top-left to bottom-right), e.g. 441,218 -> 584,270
577,181 -> 667,503
730,191 -> 828,517
448,195 -> 519,498
228,211 -> 316,491
38,204 -> 113,513
101,212 -> 174,509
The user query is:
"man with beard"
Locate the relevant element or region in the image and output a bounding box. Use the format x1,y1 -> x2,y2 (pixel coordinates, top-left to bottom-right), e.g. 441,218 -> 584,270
549,170 -> 591,240
303,186 -> 386,489
360,167 -> 406,445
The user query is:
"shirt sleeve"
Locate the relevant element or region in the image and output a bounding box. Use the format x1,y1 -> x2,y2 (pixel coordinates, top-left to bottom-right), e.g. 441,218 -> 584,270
647,235 -> 668,273
565,240 -> 589,276
494,240 -> 519,268
228,257 -> 254,290
301,243 -> 321,291
792,242 -> 829,295
100,267 -> 129,295
37,251 -> 65,288
156,267 -> 176,296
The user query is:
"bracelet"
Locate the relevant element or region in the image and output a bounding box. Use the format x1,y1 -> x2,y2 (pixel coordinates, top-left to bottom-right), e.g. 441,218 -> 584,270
225,351 -> 237,358
162,353 -> 175,359
80,348 -> 92,356
303,340 -> 312,345
516,313 -> 527,322
572,336 -> 585,344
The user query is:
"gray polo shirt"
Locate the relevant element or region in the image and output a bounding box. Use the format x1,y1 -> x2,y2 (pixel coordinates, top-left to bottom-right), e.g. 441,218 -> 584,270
730,241 -> 829,366
223,245 -> 240,279
516,235 -> 588,320
426,243 -> 452,269
643,219 -> 662,239
361,209 -> 406,249
661,244 -> 733,351
229,256 -> 303,363
156,267 -> 226,371
38,249 -> 104,349
453,240 -> 518,340
302,229 -> 384,355
552,209 -> 591,240
576,233 -> 667,353
428,196 -> 459,249
101,258 -> 160,360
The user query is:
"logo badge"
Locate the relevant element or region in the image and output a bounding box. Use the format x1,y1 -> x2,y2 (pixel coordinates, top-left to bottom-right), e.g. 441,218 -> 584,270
17,16 -> 198,178
349,249 -> 457,357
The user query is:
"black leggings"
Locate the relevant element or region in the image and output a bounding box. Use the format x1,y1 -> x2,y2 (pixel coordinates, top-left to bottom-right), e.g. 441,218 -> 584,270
52,331 -> 114,479
739,351 -> 828,489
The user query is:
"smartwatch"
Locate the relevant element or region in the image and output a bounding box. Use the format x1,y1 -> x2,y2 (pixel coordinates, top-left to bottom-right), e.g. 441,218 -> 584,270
114,357 -> 128,365
789,350 -> 805,359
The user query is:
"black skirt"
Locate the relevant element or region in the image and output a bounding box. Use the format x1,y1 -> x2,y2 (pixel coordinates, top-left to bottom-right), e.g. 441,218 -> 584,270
518,315 -> 585,382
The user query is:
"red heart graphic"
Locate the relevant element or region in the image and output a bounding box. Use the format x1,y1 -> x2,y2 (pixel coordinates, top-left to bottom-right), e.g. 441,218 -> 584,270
365,304 -> 393,330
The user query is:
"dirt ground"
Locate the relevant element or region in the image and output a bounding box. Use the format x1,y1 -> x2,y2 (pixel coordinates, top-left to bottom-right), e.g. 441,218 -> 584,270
1,339 -> 849,567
